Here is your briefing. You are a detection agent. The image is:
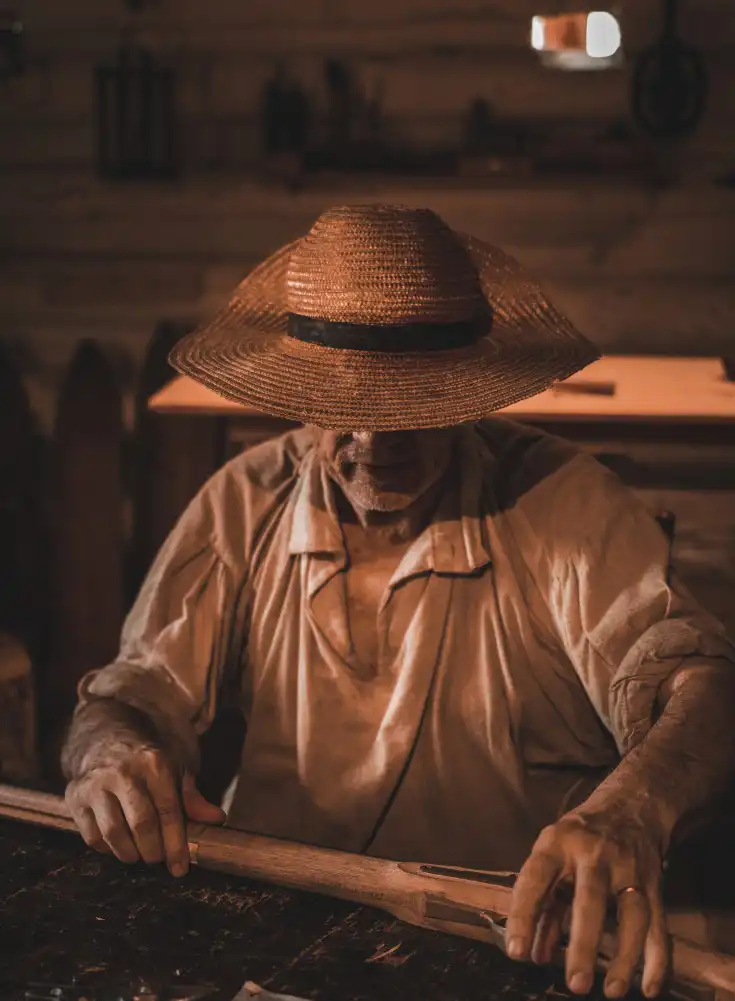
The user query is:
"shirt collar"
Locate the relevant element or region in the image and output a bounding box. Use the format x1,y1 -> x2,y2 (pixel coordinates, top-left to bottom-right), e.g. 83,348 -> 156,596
288,447 -> 346,558
287,426 -> 492,577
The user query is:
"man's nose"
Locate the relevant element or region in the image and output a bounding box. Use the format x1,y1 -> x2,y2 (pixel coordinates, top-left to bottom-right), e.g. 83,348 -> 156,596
352,431 -> 396,448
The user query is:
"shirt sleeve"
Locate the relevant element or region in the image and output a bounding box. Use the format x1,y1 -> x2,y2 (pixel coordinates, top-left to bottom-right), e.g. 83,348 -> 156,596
77,492 -> 240,774
541,454 -> 735,755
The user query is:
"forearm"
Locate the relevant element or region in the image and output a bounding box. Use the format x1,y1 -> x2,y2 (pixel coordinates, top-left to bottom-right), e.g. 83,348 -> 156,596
61,698 -> 175,780
576,665 -> 735,850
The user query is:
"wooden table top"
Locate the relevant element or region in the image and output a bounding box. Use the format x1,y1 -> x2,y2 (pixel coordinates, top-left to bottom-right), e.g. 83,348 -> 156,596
148,356 -> 735,425
0,820 -> 574,1001
2,818 -> 734,1001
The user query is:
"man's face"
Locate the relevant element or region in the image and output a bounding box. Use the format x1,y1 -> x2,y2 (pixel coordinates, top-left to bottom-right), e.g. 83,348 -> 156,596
316,426 -> 458,514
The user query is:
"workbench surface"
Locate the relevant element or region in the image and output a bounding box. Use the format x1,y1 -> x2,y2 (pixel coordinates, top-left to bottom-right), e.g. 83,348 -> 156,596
0,819 -> 612,1001
2,818 -> 734,1001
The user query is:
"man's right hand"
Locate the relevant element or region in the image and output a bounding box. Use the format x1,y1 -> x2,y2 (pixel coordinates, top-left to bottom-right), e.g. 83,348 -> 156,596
65,746 -> 225,877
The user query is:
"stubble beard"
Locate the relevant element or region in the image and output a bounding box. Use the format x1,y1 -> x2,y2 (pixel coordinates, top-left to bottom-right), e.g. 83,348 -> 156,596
342,474 -> 418,513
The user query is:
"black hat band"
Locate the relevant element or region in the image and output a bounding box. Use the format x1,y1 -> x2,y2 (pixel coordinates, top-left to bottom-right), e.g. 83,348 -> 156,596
286,311 -> 490,353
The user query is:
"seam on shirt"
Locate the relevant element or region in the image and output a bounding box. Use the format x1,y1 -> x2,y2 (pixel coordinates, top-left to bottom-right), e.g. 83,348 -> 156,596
496,456 -> 642,747
557,515 -> 672,748
566,557 -> 619,676
190,557 -> 233,733
496,500 -> 583,691
517,452 -> 648,680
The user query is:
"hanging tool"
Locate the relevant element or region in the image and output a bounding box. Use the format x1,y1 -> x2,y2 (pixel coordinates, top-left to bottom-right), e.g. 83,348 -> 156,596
631,0 -> 707,138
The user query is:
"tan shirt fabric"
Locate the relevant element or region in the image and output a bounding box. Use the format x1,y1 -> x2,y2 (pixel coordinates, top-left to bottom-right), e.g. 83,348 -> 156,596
79,419 -> 735,870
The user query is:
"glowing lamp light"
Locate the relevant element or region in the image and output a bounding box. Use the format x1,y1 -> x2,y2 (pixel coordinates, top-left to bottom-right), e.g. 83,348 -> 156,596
530,11 -> 622,69
585,11 -> 621,58
531,16 -> 546,51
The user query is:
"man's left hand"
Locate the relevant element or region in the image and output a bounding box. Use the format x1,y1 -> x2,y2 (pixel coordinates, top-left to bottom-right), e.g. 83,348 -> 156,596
504,810 -> 669,998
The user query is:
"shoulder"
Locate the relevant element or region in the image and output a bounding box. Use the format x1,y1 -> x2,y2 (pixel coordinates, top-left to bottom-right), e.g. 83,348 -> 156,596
185,425 -> 316,566
219,424 -> 315,492
474,415 -> 582,477
474,417 -> 646,553
474,415 -> 593,506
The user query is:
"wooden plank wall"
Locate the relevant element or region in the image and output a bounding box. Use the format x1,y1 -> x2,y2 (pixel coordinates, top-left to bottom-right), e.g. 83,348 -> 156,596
1,0 -> 733,397
5,0 -> 735,171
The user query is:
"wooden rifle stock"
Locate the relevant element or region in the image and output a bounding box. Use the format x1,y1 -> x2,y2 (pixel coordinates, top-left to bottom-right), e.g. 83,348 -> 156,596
1,783 -> 733,998
0,782 -> 511,925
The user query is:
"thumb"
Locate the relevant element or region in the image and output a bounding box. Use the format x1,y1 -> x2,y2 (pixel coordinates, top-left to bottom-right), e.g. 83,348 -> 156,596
181,772 -> 226,825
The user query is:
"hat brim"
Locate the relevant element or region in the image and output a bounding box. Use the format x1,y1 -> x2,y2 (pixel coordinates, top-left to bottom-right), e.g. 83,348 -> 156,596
170,234 -> 601,431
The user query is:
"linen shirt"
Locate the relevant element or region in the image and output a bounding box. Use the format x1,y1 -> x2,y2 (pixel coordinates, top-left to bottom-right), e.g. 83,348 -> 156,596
79,419 -> 735,870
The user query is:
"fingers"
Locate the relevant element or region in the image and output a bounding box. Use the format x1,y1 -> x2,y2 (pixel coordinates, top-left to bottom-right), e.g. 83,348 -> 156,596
182,773 -> 226,825
73,803 -> 110,855
506,842 -> 562,961
94,790 -> 140,863
68,772 -> 158,865
66,784 -> 120,858
531,891 -> 568,966
507,816 -> 667,1000
602,887 -> 650,998
147,763 -> 189,877
116,780 -> 165,865
641,886 -> 670,998
65,748 -> 191,876
565,863 -> 609,994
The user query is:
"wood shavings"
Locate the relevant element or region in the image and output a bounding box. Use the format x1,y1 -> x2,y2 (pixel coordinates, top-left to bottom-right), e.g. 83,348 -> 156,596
233,983 -> 312,1001
365,942 -> 414,965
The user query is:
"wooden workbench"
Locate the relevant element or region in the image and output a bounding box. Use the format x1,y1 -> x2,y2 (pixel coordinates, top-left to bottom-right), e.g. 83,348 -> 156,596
0,818 -> 584,1001
2,817 -> 734,1001
149,356 -> 735,425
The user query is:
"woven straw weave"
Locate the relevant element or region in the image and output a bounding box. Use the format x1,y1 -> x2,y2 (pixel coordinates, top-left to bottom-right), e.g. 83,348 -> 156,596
170,204 -> 600,430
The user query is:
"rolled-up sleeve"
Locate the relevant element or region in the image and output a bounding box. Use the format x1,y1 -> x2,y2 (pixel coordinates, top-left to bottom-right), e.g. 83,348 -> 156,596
543,455 -> 735,755
78,495 -> 239,773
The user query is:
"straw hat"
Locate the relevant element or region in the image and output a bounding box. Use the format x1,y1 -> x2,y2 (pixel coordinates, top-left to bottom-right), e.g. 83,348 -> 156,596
170,204 -> 600,431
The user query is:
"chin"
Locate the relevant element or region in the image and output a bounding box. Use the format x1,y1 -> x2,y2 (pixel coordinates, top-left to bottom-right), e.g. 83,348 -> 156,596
347,482 -> 419,513
365,494 -> 417,513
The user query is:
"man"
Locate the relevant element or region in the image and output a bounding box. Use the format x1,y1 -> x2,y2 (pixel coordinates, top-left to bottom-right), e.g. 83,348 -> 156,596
62,205 -> 735,999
